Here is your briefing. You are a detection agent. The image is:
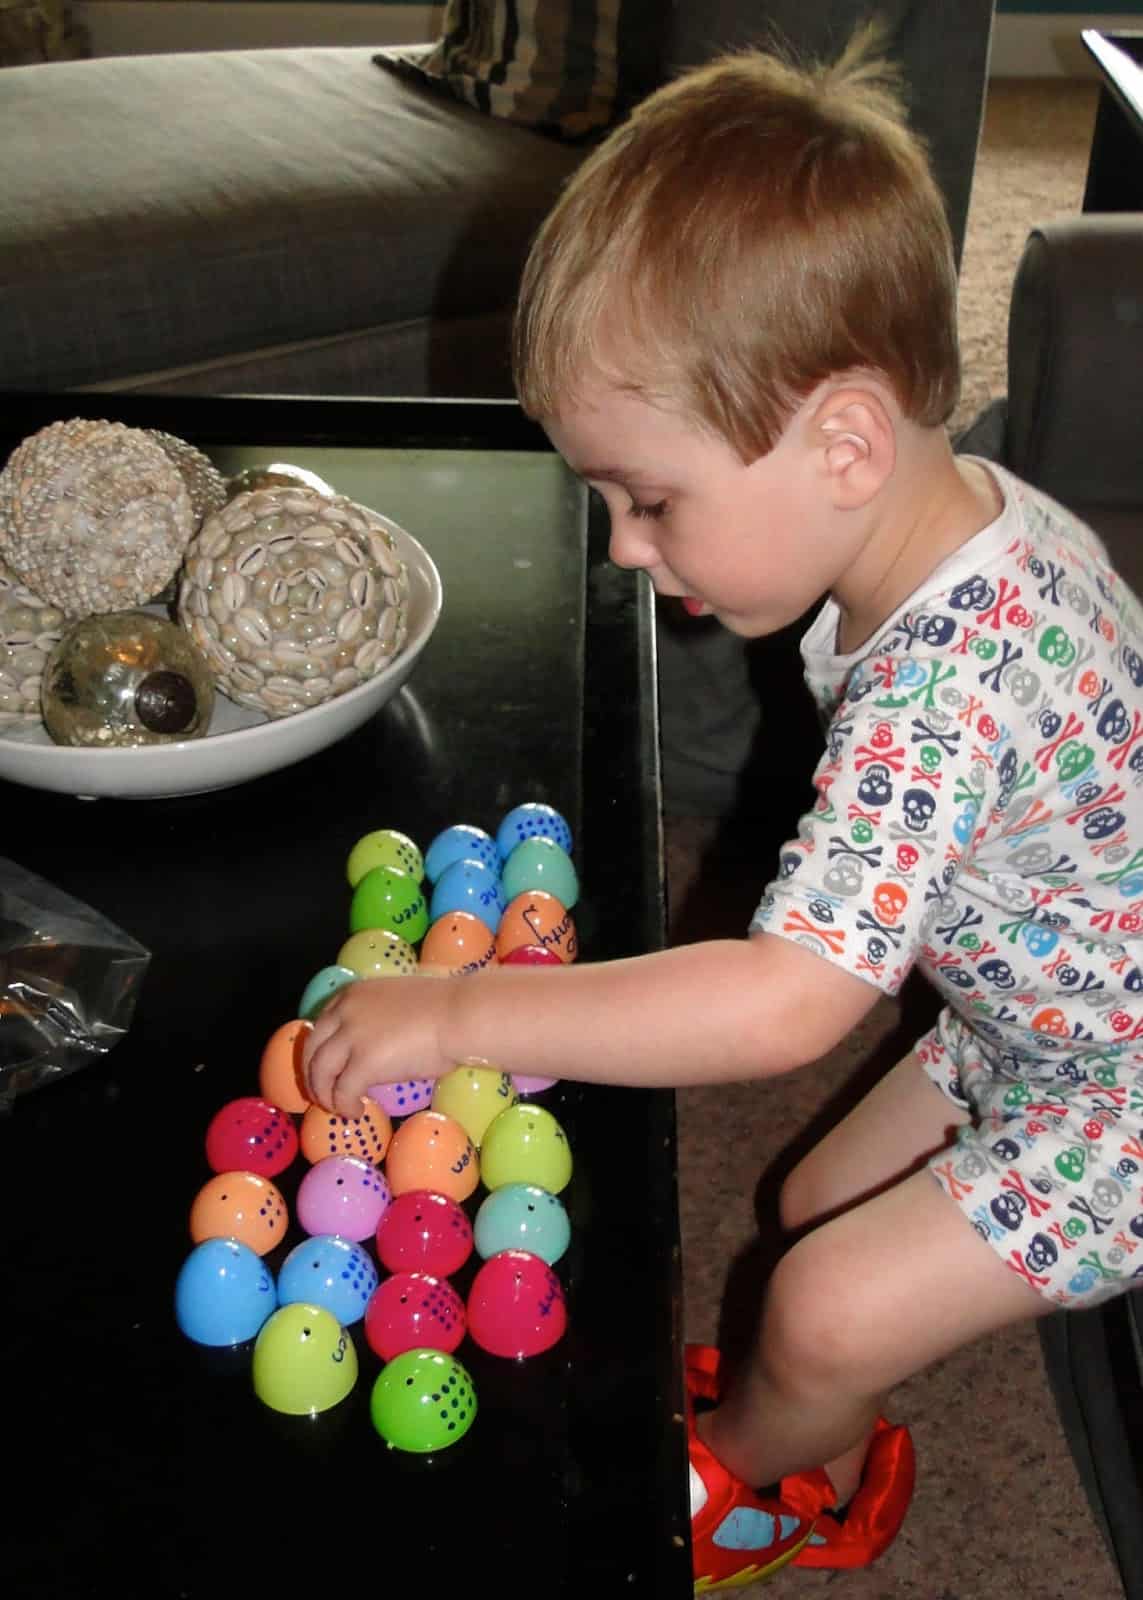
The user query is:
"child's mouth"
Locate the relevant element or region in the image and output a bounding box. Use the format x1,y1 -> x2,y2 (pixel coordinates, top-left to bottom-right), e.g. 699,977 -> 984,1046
681,596 -> 706,617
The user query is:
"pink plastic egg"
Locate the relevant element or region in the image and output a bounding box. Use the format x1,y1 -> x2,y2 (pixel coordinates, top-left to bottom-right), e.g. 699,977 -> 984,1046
296,1154 -> 392,1242
204,1096 -> 299,1178
499,944 -> 563,967
374,1188 -> 474,1277
368,1079 -> 434,1119
466,1248 -> 567,1360
363,1270 -> 466,1361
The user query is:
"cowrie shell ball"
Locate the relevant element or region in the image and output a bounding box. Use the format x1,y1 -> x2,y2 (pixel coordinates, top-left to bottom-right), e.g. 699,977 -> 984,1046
177,486 -> 410,719
0,556 -> 66,719
0,418 -> 196,619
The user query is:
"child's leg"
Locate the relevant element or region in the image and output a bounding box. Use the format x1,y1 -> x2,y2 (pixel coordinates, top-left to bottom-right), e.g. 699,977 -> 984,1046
702,1161 -> 1053,1497
778,1050 -> 970,1234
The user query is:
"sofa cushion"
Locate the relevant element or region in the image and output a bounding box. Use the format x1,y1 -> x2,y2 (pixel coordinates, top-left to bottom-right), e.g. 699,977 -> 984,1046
0,46 -> 584,392
377,0 -> 662,142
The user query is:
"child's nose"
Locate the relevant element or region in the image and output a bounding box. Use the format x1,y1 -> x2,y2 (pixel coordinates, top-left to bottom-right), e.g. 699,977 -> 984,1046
607,516 -> 656,571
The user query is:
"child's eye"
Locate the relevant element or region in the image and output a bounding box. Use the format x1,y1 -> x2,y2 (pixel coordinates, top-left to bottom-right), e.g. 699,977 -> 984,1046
630,499 -> 667,521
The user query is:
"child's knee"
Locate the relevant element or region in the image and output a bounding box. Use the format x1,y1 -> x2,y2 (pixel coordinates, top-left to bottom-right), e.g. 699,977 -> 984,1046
777,1152 -> 830,1235
760,1240 -> 857,1393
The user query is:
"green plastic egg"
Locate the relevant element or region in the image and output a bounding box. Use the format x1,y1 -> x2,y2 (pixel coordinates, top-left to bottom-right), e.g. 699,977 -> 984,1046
500,837 -> 579,909
347,829 -> 425,887
369,1347 -> 478,1453
479,1102 -> 573,1194
252,1303 -> 357,1416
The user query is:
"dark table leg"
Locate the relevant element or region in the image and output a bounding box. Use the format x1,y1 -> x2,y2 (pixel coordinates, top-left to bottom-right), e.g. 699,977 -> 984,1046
1083,84 -> 1143,211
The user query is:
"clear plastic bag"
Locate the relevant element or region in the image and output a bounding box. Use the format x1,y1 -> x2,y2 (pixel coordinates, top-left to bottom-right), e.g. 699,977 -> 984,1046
0,856 -> 151,1108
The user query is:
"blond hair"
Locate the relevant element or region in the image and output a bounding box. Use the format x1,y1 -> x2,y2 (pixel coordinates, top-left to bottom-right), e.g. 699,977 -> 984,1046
512,22 -> 960,458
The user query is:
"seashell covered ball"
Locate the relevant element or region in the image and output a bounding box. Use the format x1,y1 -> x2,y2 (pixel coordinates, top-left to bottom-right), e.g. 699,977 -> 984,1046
0,556 -> 67,719
146,429 -> 229,530
0,418 -> 196,619
177,486 -> 410,719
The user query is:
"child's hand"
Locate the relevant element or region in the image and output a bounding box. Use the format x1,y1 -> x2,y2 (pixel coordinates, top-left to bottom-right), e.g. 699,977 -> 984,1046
302,976 -> 454,1119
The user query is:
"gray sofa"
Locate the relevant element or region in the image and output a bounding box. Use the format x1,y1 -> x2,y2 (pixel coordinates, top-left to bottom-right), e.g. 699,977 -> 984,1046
1,3 -> 993,401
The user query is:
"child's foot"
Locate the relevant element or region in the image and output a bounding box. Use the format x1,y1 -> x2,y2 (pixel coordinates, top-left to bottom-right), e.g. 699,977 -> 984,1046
686,1345 -> 816,1592
784,1416 -> 916,1569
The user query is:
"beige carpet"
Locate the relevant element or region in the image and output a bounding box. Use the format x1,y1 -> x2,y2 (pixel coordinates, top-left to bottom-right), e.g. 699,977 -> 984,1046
669,77 -> 1127,1600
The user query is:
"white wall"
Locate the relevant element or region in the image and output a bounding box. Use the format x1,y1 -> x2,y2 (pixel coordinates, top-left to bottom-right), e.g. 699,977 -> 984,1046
74,3 -> 1139,74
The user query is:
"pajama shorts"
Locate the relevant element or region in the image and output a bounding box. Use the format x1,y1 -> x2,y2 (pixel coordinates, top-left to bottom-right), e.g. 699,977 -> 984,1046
918,1008 -> 1143,1308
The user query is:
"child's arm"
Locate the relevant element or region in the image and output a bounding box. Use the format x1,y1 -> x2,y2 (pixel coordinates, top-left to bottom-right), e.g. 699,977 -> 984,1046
303,933 -> 878,1117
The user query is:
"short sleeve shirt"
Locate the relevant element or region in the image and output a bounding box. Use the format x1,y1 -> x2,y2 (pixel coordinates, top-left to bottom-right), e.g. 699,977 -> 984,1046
750,460 -> 1143,1082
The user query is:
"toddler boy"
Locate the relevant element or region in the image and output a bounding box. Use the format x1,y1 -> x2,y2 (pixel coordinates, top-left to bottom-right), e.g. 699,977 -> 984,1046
307,24 -> 1143,1591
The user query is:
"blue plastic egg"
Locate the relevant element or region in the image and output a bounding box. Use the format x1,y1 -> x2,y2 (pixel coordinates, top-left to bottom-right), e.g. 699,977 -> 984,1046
472,1182 -> 571,1265
424,824 -> 500,883
175,1236 -> 278,1347
500,837 -> 579,909
496,803 -> 573,859
429,858 -> 507,932
277,1234 -> 379,1327
299,963 -> 358,1019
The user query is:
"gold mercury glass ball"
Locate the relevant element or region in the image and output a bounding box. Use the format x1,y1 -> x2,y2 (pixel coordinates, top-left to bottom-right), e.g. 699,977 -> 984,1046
41,610 -> 215,748
0,417 -> 195,618
177,486 -> 410,719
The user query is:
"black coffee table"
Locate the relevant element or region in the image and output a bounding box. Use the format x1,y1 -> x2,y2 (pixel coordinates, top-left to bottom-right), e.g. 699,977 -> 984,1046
1082,29 -> 1143,211
0,392 -> 691,1598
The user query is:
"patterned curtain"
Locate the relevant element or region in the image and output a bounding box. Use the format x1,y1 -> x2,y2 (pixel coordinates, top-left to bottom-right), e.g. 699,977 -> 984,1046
1,0 -> 89,64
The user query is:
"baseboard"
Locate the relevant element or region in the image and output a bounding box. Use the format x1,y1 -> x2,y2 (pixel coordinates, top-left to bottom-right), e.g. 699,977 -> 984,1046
73,2 -> 1139,72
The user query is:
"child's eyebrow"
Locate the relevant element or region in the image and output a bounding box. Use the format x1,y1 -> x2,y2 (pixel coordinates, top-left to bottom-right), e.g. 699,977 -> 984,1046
580,465 -> 656,485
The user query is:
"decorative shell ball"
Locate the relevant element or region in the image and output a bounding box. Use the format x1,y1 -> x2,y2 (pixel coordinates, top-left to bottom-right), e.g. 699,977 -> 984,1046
0,556 -> 66,719
146,430 -> 229,529
0,418 -> 195,618
177,486 -> 410,719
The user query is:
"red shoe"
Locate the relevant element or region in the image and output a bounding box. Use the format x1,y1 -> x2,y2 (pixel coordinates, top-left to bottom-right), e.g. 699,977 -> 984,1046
686,1345 -> 816,1593
782,1418 -> 916,1569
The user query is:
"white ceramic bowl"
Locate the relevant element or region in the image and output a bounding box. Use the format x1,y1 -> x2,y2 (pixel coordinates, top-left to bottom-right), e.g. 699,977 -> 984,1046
0,521 -> 442,800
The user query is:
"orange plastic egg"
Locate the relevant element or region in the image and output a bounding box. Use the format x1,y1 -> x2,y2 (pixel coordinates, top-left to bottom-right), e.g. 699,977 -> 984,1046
384,1109 -> 479,1202
189,1170 -> 288,1256
495,890 -> 577,963
300,1097 -> 393,1166
258,1018 -> 313,1114
419,911 -> 497,976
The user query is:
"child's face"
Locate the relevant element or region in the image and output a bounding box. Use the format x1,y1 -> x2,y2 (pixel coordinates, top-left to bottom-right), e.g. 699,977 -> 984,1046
545,380 -> 860,638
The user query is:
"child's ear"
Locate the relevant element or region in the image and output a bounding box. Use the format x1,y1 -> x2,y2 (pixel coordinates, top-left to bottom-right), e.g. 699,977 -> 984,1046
813,388 -> 895,507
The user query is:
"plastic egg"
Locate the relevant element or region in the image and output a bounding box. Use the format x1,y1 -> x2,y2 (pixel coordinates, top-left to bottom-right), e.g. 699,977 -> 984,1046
296,1154 -> 391,1241
349,864 -> 429,944
431,1061 -> 518,1146
367,1078 -> 434,1119
347,828 -> 424,887
512,1073 -> 559,1094
204,1096 -> 299,1178
277,1235 -> 378,1327
384,1109 -> 479,1202
189,1171 -> 288,1256
175,1237 -> 277,1347
259,1018 -> 313,1113
500,837 -> 579,910
429,858 -> 507,933
298,964 -> 358,1020
424,823 -> 499,883
375,1188 -> 474,1277
369,1348 -> 477,1453
480,1103 -> 572,1194
473,1183 -> 571,1264
253,1303 -> 357,1417
299,1097 -> 392,1166
466,1248 -> 567,1359
419,910 -> 497,975
496,802 -> 573,858
494,891 -> 577,963
363,1270 -> 466,1361
500,944 -> 563,968
337,929 -> 418,978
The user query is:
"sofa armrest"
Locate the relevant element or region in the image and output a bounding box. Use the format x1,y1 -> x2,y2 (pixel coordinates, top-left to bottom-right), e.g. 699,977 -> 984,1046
1005,214 -> 1143,511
